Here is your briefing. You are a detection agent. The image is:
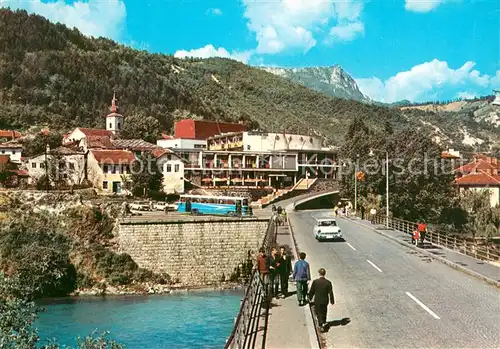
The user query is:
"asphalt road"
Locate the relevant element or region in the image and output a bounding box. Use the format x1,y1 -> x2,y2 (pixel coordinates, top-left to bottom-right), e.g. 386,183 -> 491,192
289,209 -> 500,349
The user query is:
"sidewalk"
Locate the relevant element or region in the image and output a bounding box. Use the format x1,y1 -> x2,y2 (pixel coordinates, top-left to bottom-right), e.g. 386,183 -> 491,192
264,223 -> 319,349
349,217 -> 500,287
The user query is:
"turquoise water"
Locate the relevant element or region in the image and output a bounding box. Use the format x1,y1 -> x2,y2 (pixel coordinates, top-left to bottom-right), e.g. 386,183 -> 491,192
35,290 -> 244,349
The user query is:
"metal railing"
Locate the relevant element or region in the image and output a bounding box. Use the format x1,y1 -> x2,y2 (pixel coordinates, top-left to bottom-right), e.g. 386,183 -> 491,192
225,215 -> 278,349
370,215 -> 500,263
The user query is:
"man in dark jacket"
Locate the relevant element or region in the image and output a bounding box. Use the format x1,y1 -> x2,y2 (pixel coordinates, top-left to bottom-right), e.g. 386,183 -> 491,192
277,246 -> 292,298
268,247 -> 280,298
308,268 -> 334,332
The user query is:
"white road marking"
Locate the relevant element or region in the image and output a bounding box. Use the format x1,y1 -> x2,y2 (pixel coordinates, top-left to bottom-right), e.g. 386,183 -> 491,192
405,292 -> 441,319
346,242 -> 357,251
366,260 -> 383,272
304,306 -> 321,349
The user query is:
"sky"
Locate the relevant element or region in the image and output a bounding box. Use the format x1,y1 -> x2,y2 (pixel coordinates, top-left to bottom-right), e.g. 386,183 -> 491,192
0,0 -> 499,103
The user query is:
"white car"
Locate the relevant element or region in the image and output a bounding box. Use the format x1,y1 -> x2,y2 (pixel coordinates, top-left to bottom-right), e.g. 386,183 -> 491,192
130,201 -> 151,211
153,201 -> 168,211
313,218 -> 343,241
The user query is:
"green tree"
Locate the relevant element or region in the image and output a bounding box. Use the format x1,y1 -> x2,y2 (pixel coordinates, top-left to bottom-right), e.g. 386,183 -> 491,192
0,160 -> 16,187
459,189 -> 500,239
126,152 -> 163,198
120,113 -> 162,143
22,132 -> 63,158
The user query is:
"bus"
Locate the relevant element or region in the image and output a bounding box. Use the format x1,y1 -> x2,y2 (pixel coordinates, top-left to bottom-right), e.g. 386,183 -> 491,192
177,194 -> 251,216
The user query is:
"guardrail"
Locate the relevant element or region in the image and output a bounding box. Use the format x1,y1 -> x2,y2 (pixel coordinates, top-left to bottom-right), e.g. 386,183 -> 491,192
225,214 -> 278,349
371,215 -> 500,263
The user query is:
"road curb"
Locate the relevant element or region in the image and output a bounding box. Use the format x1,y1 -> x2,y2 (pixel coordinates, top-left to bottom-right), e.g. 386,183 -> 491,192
347,218 -> 500,289
285,206 -> 323,349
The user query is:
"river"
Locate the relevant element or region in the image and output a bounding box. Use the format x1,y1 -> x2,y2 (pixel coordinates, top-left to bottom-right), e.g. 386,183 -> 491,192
35,289 -> 244,349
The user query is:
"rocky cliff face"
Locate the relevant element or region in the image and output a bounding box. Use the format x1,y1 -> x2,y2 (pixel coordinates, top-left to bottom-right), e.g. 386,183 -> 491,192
261,65 -> 371,102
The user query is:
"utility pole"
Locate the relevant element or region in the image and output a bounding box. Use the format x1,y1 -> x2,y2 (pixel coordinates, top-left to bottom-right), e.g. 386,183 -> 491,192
385,151 -> 389,228
354,154 -> 359,214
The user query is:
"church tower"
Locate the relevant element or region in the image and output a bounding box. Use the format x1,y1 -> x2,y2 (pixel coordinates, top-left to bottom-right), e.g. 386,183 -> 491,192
106,92 -> 124,134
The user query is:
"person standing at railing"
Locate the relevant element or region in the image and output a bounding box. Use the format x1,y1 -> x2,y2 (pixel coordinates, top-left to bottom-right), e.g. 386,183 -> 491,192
417,222 -> 427,245
255,248 -> 271,302
293,252 -> 311,306
412,229 -> 420,246
281,210 -> 287,225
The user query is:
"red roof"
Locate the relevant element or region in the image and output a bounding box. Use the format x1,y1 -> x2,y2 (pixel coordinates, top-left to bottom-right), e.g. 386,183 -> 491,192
14,169 -> 28,176
455,172 -> 500,186
0,155 -> 10,164
0,130 -> 21,139
86,135 -> 114,149
90,150 -> 135,164
161,133 -> 174,140
455,156 -> 500,174
151,147 -> 173,158
174,119 -> 247,140
67,128 -> 113,138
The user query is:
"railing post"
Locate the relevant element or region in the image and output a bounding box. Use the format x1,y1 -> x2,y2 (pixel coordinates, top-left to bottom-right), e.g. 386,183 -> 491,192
437,231 -> 440,246
454,236 -> 457,251
486,245 -> 490,261
464,239 -> 467,256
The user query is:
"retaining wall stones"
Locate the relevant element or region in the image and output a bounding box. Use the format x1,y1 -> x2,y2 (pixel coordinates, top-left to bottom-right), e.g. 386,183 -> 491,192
117,219 -> 269,286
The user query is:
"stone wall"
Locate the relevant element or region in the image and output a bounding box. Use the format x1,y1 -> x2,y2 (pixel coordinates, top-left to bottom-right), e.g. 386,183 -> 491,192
117,219 -> 270,286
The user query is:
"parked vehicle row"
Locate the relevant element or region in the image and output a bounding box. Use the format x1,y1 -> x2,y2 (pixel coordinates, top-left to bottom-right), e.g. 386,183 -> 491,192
129,201 -> 178,212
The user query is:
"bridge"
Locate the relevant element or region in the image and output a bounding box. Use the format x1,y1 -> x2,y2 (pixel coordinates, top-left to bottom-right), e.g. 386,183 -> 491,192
225,191 -> 500,348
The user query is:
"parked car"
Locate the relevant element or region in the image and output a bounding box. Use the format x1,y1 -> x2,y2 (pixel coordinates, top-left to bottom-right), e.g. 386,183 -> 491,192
130,201 -> 151,211
313,217 -> 343,241
153,201 -> 167,211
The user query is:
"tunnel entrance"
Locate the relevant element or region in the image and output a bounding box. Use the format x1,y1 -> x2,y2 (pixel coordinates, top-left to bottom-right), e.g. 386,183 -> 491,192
294,192 -> 341,211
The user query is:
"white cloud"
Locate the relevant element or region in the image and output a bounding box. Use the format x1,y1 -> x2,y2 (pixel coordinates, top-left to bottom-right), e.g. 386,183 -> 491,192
207,8 -> 222,16
355,59 -> 498,103
0,0 -> 126,40
242,0 -> 364,54
405,0 -> 444,12
457,92 -> 477,100
174,44 -> 252,64
329,21 -> 364,41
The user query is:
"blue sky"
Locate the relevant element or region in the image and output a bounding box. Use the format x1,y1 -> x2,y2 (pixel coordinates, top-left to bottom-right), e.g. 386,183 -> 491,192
1,0 -> 499,103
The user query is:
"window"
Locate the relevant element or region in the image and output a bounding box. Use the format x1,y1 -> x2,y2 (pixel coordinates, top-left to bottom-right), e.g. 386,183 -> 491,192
109,123 -> 112,129
118,122 -> 121,130
32,162 -> 36,168
174,164 -> 180,172
40,163 -> 45,169
166,164 -> 172,172
12,150 -> 15,154
114,165 -> 119,174
103,165 -> 108,173
69,163 -> 75,170
1,150 -> 4,154
103,181 -> 108,189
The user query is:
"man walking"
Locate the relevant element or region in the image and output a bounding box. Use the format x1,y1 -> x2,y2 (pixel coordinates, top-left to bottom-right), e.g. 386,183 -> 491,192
309,268 -> 335,332
277,246 -> 292,298
293,252 -> 311,306
417,221 -> 427,245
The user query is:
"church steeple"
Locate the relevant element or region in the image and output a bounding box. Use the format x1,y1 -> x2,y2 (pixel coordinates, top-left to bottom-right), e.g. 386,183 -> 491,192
110,92 -> 119,113
106,92 -> 124,134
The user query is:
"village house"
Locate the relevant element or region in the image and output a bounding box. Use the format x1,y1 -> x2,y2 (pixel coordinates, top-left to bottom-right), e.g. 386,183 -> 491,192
454,154 -> 500,207
87,149 -> 135,194
0,154 -> 28,188
0,140 -> 23,164
25,146 -> 86,187
153,148 -> 185,194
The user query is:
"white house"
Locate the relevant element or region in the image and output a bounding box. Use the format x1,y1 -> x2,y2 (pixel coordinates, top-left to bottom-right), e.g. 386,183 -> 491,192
153,148 -> 185,194
157,137 -> 206,150
0,141 -> 23,164
26,146 -> 86,186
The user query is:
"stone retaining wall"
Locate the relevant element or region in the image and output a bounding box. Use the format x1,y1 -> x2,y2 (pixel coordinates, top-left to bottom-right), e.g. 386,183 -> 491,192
117,219 -> 269,286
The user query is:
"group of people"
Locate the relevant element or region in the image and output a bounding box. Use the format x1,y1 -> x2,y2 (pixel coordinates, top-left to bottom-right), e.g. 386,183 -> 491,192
256,248 -> 335,333
271,205 -> 287,225
412,222 -> 427,246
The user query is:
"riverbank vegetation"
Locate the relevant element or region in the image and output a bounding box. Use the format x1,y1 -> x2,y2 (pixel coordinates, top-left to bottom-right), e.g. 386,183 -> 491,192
0,193 -> 171,300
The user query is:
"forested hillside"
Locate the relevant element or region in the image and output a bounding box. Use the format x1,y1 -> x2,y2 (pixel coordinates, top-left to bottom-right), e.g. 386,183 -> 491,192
0,9 -> 497,149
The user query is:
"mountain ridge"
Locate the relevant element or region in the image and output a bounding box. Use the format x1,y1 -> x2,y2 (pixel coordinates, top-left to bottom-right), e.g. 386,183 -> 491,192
0,9 -> 498,153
